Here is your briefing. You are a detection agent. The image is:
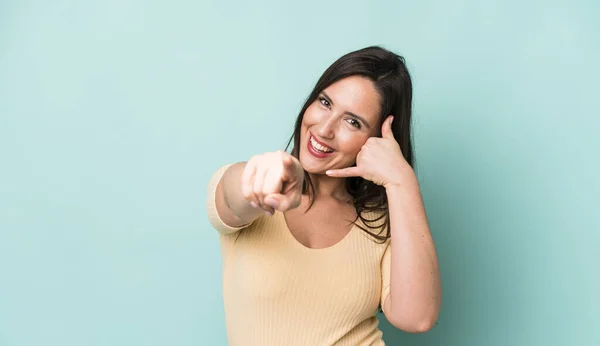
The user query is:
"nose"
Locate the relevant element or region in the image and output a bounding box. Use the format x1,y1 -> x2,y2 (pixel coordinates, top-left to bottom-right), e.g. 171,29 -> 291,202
316,116 -> 336,139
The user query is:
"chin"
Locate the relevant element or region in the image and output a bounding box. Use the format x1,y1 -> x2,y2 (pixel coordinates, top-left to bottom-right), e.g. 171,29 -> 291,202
299,154 -> 322,174
298,149 -> 327,174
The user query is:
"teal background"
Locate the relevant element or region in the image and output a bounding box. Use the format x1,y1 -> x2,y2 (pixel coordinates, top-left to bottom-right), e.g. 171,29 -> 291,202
1,0 -> 599,345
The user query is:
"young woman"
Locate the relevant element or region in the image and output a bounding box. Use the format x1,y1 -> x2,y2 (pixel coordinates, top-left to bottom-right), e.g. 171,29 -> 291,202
206,46 -> 441,345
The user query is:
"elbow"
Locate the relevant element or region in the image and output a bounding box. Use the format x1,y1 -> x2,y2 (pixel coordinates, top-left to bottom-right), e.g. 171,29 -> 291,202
410,317 -> 437,333
383,291 -> 442,333
386,312 -> 439,333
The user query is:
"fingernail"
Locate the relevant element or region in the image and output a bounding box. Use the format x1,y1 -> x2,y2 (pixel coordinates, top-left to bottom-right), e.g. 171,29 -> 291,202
265,211 -> 272,216
250,201 -> 258,208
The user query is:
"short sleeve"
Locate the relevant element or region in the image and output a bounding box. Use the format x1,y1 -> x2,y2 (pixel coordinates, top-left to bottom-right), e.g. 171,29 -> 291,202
206,164 -> 251,235
380,239 -> 392,313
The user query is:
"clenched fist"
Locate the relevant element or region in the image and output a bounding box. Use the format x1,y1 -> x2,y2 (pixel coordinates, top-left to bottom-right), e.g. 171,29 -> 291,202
241,150 -> 304,216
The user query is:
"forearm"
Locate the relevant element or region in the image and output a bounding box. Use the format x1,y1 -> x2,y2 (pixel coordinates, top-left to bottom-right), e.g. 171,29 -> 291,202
217,162 -> 264,227
384,177 -> 441,332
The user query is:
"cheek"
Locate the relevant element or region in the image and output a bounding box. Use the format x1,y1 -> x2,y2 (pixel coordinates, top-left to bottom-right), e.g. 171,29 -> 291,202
337,131 -> 368,155
302,104 -> 321,126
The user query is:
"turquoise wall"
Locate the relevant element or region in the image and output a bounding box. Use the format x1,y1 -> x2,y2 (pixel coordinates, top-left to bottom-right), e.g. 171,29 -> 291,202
1,0 -> 598,345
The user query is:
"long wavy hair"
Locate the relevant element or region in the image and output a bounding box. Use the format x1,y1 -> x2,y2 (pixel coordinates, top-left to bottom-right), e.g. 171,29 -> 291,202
285,45 -> 415,243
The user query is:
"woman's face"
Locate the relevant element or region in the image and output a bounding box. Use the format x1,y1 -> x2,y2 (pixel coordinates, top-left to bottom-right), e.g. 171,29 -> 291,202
299,75 -> 382,174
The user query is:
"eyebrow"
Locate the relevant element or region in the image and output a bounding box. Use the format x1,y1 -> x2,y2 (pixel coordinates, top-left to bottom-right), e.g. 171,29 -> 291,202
321,91 -> 372,129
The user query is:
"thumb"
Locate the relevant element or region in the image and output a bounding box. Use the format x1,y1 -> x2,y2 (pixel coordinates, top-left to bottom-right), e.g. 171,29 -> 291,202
264,193 -> 298,211
381,115 -> 395,140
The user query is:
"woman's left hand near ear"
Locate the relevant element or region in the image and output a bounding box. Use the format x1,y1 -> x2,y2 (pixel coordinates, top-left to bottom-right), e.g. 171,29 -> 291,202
326,115 -> 415,188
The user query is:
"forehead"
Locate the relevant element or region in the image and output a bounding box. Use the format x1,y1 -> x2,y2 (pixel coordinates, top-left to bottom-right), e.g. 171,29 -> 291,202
322,76 -> 381,122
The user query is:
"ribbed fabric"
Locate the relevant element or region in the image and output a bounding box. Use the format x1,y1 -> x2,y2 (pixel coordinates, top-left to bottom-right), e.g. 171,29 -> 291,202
206,165 -> 392,346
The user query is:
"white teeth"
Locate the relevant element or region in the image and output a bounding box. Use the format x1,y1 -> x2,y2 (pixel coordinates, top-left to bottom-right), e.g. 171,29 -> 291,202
310,136 -> 333,153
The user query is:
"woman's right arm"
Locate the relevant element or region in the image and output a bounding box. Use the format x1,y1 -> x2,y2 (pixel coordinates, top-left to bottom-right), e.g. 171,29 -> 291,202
207,151 -> 304,234
214,162 -> 266,228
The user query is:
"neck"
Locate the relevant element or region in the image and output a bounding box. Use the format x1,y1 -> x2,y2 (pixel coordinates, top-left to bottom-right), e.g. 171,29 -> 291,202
306,173 -> 351,203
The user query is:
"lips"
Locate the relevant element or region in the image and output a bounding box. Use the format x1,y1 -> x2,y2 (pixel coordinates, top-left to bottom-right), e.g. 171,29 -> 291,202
307,133 -> 335,158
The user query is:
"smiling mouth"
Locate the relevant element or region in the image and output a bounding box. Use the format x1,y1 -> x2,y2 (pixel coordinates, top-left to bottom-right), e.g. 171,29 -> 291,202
309,135 -> 334,153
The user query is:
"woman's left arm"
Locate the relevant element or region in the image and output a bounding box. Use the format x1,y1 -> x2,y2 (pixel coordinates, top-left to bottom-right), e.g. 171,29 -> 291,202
326,115 -> 441,332
383,173 -> 441,332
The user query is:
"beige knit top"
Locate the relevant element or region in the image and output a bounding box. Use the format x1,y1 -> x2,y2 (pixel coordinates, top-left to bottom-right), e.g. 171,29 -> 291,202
206,164 -> 392,345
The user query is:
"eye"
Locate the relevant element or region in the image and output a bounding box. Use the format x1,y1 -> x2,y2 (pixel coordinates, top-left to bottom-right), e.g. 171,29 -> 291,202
347,118 -> 362,129
318,96 -> 331,109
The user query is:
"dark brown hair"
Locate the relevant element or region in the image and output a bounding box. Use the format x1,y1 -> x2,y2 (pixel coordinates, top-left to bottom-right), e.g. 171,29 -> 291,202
285,46 -> 415,243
